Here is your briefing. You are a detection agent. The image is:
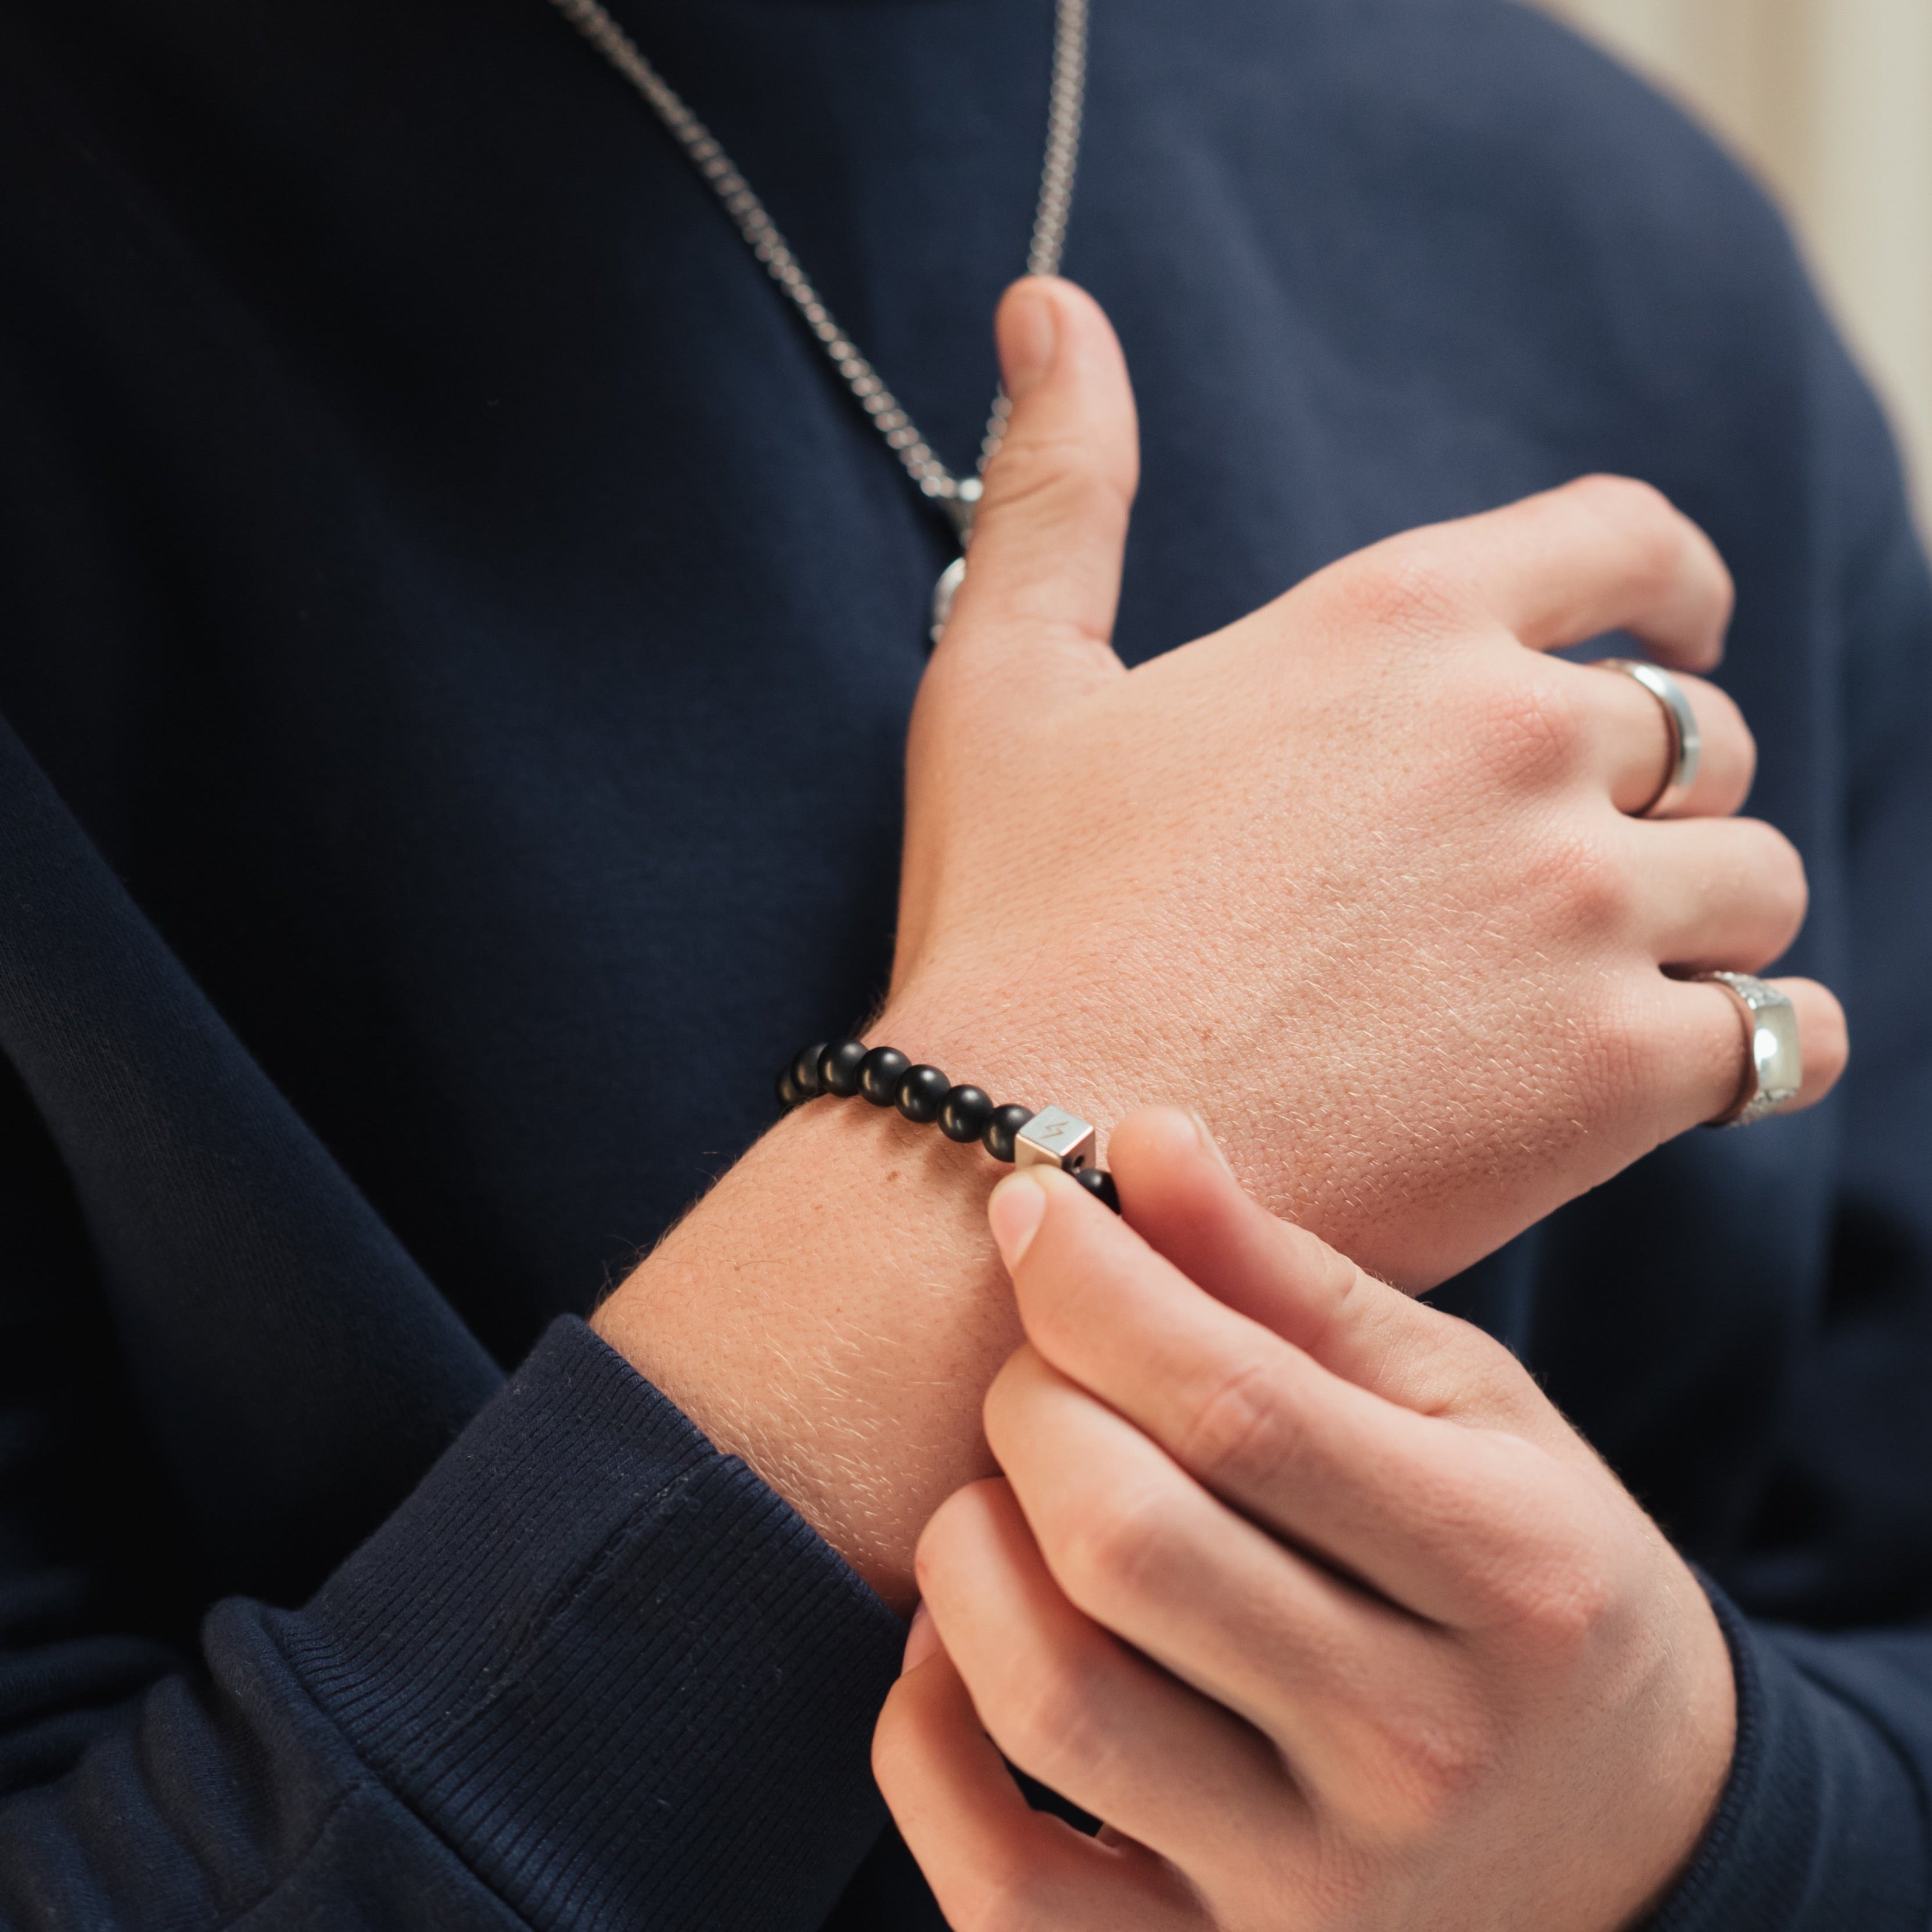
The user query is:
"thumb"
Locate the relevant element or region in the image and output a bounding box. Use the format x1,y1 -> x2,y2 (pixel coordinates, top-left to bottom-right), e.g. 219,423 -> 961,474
936,276 -> 1138,690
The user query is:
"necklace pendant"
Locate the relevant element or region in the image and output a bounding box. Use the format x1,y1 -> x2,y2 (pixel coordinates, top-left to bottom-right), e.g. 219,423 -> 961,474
928,477 -> 981,644
930,554 -> 967,645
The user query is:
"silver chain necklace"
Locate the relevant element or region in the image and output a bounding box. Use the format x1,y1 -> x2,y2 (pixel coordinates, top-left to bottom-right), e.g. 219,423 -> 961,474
547,0 -> 1088,638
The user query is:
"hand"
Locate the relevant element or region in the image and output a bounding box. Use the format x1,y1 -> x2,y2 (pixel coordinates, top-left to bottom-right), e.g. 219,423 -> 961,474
884,276 -> 1845,1288
597,274 -> 1845,1607
875,1109 -> 1737,1931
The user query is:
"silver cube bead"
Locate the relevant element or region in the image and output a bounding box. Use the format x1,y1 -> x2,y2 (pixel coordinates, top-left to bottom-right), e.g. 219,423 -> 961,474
1014,1106 -> 1096,1173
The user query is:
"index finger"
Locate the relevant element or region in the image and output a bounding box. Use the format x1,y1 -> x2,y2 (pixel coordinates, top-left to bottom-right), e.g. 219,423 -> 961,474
989,1166 -> 1593,1628
1102,1109 -> 1557,1445
1332,474 -> 1734,670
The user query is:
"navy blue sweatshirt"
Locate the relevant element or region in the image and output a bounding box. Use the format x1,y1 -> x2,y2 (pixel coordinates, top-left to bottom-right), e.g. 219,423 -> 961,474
0,0 -> 1927,1924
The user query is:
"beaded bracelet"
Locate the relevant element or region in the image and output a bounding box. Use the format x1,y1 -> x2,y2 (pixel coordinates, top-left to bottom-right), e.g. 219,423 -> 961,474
776,1039 -> 1121,1213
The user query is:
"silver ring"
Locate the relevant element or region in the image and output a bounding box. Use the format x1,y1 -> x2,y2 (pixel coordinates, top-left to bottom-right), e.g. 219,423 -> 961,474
1594,658 -> 1701,817
1700,971 -> 1802,1127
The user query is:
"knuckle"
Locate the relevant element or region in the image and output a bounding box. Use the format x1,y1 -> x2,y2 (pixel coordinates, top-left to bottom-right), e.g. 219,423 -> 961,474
1564,473 -> 1686,586
1318,1660 -> 1502,1848
1406,1315 -> 1542,1427
1570,835 -> 1636,936
981,432 -> 1130,531
1582,982 -> 1661,1114
1456,662 -> 1592,791
1057,1481 -> 1184,1615
1527,820 -> 1635,939
1486,1551 -> 1618,1661
1179,1360 -> 1303,1491
992,1651 -> 1112,1791
1425,1443 -> 1626,1661
1326,544 -> 1472,642
1369,1711 -> 1502,1841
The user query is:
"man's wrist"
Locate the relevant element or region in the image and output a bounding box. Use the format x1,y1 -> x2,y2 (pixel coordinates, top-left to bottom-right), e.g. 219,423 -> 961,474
871,983 -> 1137,1148
591,1072 -> 1021,1608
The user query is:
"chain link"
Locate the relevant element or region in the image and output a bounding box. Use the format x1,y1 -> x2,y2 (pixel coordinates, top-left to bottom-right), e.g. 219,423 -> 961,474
547,0 -> 1086,530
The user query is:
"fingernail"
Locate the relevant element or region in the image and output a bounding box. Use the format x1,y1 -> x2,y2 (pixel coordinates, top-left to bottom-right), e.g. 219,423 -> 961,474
1191,1110 -> 1235,1175
988,1170 -> 1048,1269
999,280 -> 1059,401
902,1603 -> 940,1676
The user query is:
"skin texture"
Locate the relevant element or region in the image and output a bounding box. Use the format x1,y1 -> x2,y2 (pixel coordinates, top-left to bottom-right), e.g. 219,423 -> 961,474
592,278 -> 1846,1606
874,1113 -> 1738,1932
890,278 -> 1839,1285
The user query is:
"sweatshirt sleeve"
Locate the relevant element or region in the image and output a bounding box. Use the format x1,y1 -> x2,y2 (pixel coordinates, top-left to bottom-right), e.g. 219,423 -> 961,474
0,1317 -> 903,1931
0,683 -> 899,1928
1644,1589 -> 1932,1929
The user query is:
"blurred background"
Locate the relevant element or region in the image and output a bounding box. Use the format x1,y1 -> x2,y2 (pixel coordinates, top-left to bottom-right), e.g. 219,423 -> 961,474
1530,0 -> 1932,544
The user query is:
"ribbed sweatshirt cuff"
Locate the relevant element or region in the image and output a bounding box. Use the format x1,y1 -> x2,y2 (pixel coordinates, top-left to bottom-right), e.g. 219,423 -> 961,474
274,1317 -> 903,1932
1643,1578 -> 1930,1929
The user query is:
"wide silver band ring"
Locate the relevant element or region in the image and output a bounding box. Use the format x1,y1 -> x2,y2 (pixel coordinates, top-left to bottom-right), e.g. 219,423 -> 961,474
1595,658 -> 1701,817
1700,971 -> 1802,1127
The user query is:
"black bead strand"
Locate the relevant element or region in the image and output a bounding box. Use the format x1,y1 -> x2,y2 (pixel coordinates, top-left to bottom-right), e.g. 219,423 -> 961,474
790,1042 -> 829,1100
1072,1167 -> 1121,1213
895,1064 -> 951,1125
939,1085 -> 994,1145
818,1038 -> 870,1098
859,1046 -> 911,1107
983,1103 -> 1035,1164
774,1040 -> 1119,1213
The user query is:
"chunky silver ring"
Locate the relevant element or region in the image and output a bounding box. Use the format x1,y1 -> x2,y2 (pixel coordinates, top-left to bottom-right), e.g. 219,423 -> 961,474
1700,971 -> 1802,1127
1595,658 -> 1701,817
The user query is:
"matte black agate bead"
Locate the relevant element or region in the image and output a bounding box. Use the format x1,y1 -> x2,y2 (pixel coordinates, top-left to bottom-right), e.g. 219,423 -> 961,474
896,1064 -> 951,1124
939,1084 -> 994,1145
1073,1166 -> 1122,1214
790,1042 -> 829,1100
775,1064 -> 806,1109
983,1102 -> 1035,1164
859,1046 -> 911,1107
819,1038 -> 870,1099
